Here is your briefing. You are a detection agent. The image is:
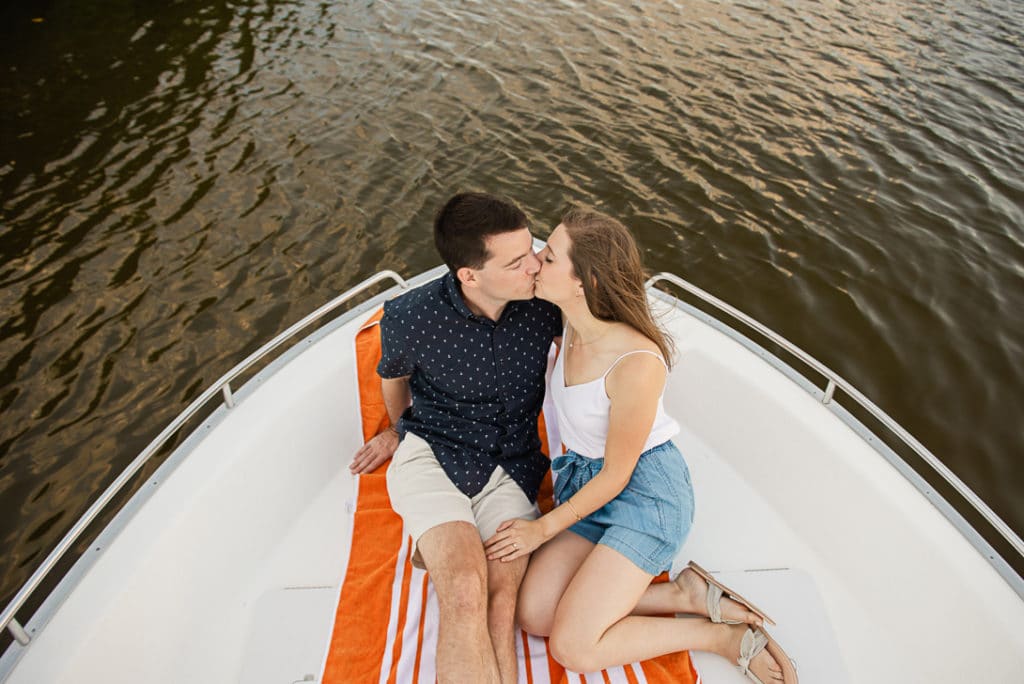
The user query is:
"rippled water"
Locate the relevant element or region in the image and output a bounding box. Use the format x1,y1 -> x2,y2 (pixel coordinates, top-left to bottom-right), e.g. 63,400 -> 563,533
2,0 -> 1023,611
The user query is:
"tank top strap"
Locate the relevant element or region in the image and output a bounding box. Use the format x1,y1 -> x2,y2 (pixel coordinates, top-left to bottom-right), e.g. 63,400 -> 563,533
601,350 -> 668,378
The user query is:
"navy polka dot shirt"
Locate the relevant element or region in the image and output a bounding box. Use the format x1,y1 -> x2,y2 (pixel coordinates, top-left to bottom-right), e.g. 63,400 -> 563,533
377,271 -> 562,501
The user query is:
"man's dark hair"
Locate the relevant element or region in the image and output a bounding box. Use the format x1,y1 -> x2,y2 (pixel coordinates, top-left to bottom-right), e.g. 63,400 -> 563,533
433,192 -> 528,272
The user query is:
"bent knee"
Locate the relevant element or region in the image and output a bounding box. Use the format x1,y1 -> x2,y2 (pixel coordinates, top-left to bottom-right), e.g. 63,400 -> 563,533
516,596 -> 555,637
435,567 -> 488,615
487,565 -> 526,619
549,629 -> 599,673
489,586 -> 517,619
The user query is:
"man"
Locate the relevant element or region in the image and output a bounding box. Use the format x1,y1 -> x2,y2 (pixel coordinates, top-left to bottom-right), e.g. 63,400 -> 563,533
350,192 -> 561,683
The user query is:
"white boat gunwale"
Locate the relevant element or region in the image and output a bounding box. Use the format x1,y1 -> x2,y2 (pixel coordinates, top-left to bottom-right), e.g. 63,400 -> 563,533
3,255 -> 1022,661
0,267 -> 414,653
647,276 -> 1024,599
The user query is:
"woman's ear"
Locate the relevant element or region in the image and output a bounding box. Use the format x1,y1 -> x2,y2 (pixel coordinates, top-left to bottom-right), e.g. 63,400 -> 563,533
574,274 -> 590,298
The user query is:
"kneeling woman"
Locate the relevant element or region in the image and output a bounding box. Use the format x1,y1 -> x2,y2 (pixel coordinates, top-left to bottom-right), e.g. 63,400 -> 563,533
485,207 -> 797,684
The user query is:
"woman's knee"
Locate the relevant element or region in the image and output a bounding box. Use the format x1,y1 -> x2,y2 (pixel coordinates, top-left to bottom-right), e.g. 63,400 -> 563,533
515,592 -> 555,637
548,627 -> 599,674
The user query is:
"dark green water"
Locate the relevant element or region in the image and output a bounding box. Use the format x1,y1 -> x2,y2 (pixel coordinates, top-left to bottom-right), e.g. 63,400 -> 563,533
2,0 -> 1023,612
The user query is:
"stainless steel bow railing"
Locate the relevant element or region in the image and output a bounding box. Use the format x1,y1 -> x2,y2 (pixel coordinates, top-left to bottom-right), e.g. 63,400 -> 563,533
646,271 -> 1024,562
1,270 -> 409,646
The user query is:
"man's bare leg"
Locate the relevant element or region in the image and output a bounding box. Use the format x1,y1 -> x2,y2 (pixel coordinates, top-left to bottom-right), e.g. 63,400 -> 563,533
486,553 -> 529,683
418,521 -> 500,684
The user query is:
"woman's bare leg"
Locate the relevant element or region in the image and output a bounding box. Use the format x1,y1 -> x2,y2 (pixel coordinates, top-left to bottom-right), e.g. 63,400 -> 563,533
517,531 -> 759,633
549,545 -> 783,680
516,530 -> 594,636
632,565 -> 763,626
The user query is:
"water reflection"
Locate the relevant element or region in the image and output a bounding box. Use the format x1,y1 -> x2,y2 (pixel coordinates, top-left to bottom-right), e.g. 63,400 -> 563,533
2,0 -> 1023,611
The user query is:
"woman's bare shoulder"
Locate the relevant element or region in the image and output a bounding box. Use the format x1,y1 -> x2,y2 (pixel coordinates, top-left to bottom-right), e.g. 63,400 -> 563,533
612,324 -> 661,355
605,327 -> 666,381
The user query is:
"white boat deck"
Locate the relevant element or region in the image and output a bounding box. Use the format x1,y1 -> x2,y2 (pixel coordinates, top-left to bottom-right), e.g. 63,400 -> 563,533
2,279 -> 1023,683
665,302 -> 1024,682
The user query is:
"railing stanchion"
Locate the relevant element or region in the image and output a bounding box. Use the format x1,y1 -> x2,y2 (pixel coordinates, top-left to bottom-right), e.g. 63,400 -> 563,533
222,383 -> 235,409
8,618 -> 30,646
823,379 -> 836,404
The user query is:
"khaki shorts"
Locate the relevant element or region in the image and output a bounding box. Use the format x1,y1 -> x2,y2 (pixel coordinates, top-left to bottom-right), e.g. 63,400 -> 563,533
386,432 -> 539,569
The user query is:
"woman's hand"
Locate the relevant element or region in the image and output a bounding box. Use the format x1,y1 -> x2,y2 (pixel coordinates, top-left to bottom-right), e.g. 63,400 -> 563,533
484,518 -> 548,562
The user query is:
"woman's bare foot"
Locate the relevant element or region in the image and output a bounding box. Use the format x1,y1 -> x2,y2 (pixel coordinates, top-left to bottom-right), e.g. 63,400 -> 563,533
673,567 -> 764,626
715,623 -> 785,682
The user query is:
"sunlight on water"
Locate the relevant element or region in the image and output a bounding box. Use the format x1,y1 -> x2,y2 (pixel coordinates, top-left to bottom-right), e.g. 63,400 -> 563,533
1,0 -> 1023,607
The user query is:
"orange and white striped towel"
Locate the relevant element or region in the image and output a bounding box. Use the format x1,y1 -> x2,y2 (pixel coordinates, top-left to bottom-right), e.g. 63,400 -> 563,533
321,308 -> 699,684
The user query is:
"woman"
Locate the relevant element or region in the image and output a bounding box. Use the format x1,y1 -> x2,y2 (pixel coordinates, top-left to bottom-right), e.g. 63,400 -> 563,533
484,207 -> 797,683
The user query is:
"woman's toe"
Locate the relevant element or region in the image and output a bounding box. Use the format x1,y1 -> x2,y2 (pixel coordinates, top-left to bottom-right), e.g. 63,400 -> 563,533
752,649 -> 783,682
721,595 -> 761,626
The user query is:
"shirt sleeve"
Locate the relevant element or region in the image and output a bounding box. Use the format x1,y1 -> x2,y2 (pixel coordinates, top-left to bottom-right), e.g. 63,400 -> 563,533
377,301 -> 416,379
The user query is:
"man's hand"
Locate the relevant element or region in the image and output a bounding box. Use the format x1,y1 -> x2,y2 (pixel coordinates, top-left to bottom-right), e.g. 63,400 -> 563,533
350,427 -> 400,474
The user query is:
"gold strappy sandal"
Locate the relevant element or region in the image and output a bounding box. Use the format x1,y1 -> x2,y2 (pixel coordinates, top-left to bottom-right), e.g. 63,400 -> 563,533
686,561 -> 775,626
737,626 -> 799,684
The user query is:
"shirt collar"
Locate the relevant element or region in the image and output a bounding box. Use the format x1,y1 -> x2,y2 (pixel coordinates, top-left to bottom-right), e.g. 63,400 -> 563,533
443,271 -> 477,320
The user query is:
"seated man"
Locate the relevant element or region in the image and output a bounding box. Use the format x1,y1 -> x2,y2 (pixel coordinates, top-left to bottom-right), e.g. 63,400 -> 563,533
350,192 -> 561,683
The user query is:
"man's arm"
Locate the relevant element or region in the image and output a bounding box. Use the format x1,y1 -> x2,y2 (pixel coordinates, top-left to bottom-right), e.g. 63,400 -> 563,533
349,376 -> 411,474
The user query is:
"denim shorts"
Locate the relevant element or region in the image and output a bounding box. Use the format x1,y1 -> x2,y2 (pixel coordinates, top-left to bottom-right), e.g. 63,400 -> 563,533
552,440 -> 694,576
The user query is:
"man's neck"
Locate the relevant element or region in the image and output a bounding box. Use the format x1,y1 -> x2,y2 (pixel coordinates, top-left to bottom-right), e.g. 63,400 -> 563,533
459,283 -> 509,322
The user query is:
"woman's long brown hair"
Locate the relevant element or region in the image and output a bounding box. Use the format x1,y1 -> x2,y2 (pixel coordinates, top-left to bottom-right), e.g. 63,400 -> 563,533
562,205 -> 675,367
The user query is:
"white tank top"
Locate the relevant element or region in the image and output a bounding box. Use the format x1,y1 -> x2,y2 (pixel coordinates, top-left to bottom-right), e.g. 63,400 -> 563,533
549,327 -> 680,459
